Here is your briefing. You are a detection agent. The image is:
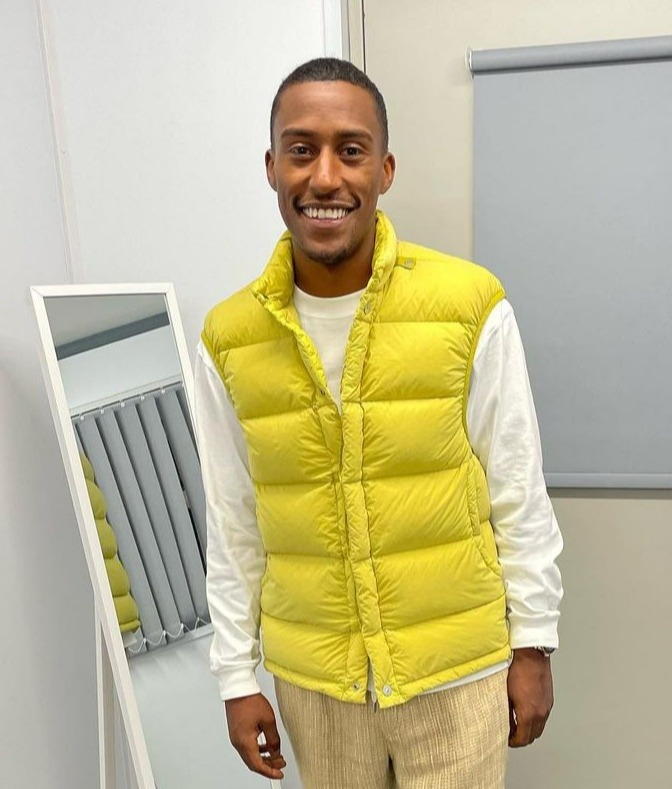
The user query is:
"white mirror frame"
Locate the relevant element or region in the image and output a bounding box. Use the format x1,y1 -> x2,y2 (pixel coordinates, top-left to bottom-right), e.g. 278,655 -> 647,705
31,282 -> 196,789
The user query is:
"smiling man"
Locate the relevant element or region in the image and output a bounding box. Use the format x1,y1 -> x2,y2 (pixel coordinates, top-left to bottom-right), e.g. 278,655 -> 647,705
195,58 -> 563,789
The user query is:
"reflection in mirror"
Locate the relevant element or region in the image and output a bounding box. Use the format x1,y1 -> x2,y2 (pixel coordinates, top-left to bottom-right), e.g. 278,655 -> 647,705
31,286 -> 275,789
52,294 -> 210,656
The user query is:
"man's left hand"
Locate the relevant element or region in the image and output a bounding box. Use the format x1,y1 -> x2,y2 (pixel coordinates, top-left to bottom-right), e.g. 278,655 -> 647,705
507,647 -> 554,747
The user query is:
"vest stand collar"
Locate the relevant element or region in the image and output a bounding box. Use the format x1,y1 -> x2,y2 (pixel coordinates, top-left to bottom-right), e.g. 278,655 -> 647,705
251,211 -> 399,311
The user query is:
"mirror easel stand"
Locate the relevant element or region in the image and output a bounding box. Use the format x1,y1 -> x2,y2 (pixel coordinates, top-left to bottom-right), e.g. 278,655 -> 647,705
96,613 -> 115,788
96,610 -> 147,789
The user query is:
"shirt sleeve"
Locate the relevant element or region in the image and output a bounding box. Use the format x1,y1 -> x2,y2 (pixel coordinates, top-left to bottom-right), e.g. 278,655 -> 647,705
466,300 -> 564,649
193,340 -> 265,700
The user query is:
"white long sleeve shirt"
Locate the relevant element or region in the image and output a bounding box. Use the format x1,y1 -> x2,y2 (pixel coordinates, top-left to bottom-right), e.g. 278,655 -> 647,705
194,289 -> 563,701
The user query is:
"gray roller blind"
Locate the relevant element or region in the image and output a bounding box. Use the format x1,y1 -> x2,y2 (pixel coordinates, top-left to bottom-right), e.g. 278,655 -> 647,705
472,35 -> 672,488
74,383 -> 209,652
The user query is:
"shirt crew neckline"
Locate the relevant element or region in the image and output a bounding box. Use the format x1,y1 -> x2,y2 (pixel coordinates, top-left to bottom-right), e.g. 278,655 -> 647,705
293,285 -> 366,319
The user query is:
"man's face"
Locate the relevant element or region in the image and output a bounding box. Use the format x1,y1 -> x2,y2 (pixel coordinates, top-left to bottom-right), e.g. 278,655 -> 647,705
265,80 -> 395,273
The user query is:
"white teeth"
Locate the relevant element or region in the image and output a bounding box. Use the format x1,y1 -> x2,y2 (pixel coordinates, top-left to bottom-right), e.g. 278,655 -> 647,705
303,207 -> 350,219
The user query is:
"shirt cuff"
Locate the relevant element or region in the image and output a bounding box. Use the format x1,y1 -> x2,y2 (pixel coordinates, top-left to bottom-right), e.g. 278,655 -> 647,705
508,616 -> 560,651
215,666 -> 262,701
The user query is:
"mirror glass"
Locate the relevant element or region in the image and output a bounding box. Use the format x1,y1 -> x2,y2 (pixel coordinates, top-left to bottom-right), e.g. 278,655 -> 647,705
38,290 -> 268,789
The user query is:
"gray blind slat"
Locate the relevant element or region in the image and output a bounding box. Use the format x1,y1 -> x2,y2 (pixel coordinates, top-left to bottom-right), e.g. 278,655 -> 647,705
157,391 -> 207,554
176,387 -> 196,446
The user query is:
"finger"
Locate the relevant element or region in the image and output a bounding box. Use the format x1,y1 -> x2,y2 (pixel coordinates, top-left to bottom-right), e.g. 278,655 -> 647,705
509,728 -> 532,747
258,743 -> 287,769
261,756 -> 287,770
259,725 -> 285,771
510,709 -> 549,747
258,739 -> 285,756
238,739 -> 285,780
260,718 -> 283,757
530,717 -> 548,742
259,720 -> 286,775
508,711 -> 534,748
261,753 -> 287,770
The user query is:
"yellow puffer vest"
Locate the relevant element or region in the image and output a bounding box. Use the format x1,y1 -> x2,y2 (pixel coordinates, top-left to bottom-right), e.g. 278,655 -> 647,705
202,212 -> 511,708
81,453 -> 141,634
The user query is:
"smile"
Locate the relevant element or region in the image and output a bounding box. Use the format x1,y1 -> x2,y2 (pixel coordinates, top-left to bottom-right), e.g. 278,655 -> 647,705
301,206 -> 352,220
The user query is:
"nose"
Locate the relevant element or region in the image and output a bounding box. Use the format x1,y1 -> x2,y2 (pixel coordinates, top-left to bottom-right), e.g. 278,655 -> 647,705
310,149 -> 341,194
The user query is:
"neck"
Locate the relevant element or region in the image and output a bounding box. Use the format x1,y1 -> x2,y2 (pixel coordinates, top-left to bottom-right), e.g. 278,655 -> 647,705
292,231 -> 376,297
294,258 -> 371,297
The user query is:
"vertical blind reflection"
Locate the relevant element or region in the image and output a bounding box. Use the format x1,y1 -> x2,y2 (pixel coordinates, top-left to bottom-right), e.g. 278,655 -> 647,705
74,383 -> 209,653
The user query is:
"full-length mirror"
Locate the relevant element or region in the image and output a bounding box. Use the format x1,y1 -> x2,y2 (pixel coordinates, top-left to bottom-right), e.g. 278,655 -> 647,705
31,285 -> 278,789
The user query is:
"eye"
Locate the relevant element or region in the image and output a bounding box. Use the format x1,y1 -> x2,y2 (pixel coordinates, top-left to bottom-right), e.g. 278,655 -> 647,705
288,144 -> 311,156
342,145 -> 364,157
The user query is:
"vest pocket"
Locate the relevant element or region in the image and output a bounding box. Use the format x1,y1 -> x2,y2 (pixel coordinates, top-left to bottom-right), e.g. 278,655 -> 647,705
479,521 -> 504,578
466,462 -> 503,579
465,461 -> 482,539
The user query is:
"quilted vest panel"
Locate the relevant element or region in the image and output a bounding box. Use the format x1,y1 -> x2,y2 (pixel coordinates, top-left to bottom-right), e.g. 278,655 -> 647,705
203,213 -> 511,707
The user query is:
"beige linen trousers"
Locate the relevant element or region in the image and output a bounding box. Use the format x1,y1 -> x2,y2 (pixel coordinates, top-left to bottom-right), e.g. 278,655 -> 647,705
275,669 -> 509,788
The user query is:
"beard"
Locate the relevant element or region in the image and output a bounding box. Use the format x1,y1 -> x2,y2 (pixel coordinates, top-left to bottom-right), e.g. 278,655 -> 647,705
295,231 -> 365,269
303,243 -> 353,267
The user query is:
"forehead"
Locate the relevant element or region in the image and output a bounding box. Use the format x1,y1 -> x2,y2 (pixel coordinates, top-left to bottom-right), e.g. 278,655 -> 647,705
273,80 -> 382,145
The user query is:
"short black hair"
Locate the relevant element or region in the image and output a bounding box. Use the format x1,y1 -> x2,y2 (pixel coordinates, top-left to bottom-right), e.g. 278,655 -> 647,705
270,57 -> 389,151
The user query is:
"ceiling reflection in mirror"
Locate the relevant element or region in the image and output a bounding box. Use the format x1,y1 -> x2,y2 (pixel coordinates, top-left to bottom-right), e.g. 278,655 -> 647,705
45,294 -> 210,657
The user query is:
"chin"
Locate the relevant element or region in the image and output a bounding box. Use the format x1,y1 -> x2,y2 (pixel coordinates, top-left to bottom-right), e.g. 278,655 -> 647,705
300,242 -> 351,267
308,249 -> 351,267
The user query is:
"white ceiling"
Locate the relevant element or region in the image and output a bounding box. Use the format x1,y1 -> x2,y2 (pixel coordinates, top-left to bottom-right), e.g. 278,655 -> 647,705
44,293 -> 168,346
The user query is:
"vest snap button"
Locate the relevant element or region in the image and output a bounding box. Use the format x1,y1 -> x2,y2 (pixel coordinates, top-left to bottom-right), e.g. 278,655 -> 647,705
353,683 -> 361,691
382,685 -> 392,697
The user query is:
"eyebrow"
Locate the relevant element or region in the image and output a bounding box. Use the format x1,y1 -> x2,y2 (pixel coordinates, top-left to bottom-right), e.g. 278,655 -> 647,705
280,127 -> 374,143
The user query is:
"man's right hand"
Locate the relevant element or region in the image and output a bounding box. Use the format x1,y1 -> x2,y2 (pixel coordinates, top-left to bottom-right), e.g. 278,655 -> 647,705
225,693 -> 286,780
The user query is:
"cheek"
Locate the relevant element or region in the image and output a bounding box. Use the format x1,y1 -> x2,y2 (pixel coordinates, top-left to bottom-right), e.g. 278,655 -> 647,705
280,193 -> 296,214
276,178 -> 297,202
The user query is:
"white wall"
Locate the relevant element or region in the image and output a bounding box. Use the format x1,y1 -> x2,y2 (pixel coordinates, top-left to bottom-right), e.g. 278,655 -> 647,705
1,2 -> 339,787
364,1 -> 672,787
0,1 -> 98,787
46,0 -> 339,351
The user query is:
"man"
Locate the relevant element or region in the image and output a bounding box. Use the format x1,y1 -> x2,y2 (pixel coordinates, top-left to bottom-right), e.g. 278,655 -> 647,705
195,58 -> 562,788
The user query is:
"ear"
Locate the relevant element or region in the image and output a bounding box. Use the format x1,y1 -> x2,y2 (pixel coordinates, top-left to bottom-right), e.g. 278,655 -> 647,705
265,149 -> 277,192
379,152 -> 396,195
